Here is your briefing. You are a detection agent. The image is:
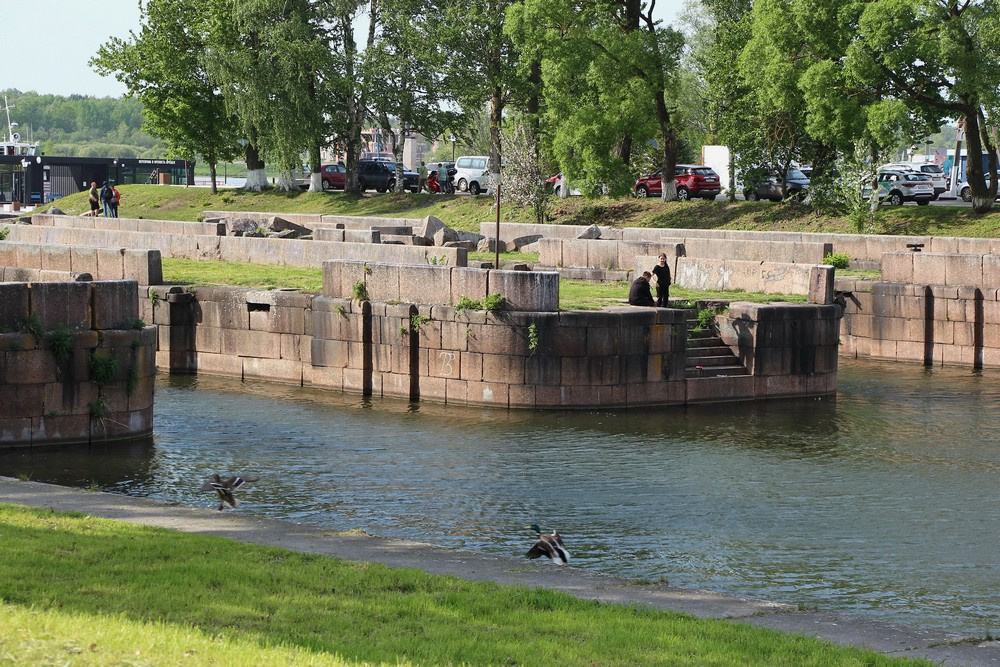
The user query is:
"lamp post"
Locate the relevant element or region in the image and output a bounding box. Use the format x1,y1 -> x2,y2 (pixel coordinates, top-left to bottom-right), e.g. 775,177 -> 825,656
925,140 -> 933,159
450,134 -> 456,162
494,172 -> 501,270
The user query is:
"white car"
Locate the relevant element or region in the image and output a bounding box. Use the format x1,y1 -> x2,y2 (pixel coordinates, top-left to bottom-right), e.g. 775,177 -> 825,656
452,155 -> 493,195
881,162 -> 947,199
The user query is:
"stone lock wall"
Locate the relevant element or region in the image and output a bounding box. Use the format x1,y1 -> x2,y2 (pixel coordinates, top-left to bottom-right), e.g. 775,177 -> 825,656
838,252 -> 1000,369
0,280 -> 156,447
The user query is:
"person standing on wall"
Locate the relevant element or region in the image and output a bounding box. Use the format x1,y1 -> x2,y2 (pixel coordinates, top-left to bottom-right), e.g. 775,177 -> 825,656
417,161 -> 428,193
111,182 -> 122,218
652,253 -> 671,307
99,180 -> 115,217
628,271 -> 656,307
88,182 -> 100,217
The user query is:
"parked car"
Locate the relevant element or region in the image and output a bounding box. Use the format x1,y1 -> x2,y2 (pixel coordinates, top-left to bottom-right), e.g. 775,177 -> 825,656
634,164 -> 721,200
319,163 -> 346,190
453,155 -> 493,195
881,162 -> 947,199
743,168 -> 810,201
546,173 -> 582,196
358,160 -> 419,193
957,178 -> 1000,203
874,170 -> 933,206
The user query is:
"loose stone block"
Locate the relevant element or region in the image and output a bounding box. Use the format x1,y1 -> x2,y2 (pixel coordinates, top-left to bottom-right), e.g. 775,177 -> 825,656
398,265 -> 450,305
124,249 -> 163,285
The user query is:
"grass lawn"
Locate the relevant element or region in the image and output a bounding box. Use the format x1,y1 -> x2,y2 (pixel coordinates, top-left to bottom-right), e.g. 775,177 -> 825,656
161,259 -> 805,309
32,184 -> 1000,239
0,503 -> 932,666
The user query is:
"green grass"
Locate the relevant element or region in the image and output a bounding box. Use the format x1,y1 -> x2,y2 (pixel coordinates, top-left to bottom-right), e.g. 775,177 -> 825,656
0,504 -> 931,666
558,280 -> 806,311
162,260 -> 806,309
34,184 -> 1000,238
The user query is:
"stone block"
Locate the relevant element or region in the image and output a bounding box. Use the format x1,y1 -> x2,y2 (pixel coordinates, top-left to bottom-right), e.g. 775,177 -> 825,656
29,281 -> 91,331
507,384 -> 537,408
241,357 -> 303,384
41,245 -> 73,272
124,250 -> 163,285
309,365 -> 343,390
943,253 -> 983,288
560,355 -> 621,386
93,246 -> 125,280
487,270 -> 559,312
808,265 -> 835,304
881,252 -> 913,284
398,265 -> 450,305
14,243 -> 42,270
587,241 -> 619,270
481,353 -> 525,384
625,380 -> 686,407
0,241 -> 16,266
464,380 -> 509,407
0,283 -> 29,331
220,328 -> 281,359
561,240 -> 589,268
536,384 -> 625,408
911,253 -> 946,286
5,349 -> 58,384
450,267 -> 489,306
537,238 -> 563,267
92,280 -> 140,330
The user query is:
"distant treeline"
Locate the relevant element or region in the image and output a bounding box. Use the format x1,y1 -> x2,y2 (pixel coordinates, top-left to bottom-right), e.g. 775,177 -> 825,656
3,90 -> 164,158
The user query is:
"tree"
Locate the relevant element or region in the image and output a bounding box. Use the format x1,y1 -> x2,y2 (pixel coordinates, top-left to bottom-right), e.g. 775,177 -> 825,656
368,0 -> 459,192
843,0 -> 1000,213
90,0 -> 241,193
205,0 -> 332,191
507,0 -> 684,200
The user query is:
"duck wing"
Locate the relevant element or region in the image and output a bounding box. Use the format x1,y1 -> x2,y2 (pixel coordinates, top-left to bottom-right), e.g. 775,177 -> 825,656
526,539 -> 553,560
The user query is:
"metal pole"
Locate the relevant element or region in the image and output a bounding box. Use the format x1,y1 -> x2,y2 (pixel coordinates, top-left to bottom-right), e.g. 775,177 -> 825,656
494,177 -> 501,270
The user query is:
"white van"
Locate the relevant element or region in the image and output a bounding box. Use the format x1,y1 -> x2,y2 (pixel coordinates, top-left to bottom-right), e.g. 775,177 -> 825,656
453,155 -> 492,195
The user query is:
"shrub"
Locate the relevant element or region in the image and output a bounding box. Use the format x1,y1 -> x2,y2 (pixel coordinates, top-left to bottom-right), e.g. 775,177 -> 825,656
823,252 -> 850,269
46,325 -> 73,365
89,352 -> 120,388
482,293 -> 506,312
454,295 -> 481,312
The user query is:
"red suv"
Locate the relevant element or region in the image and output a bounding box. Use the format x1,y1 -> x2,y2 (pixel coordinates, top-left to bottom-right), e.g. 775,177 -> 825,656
634,164 -> 721,200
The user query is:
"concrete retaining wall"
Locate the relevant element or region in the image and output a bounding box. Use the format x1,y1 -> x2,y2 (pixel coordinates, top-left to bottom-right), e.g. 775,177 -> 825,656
838,278 -> 1000,368
321,261 -> 560,312
0,280 -> 156,447
479,222 -> 624,242
203,210 -> 326,226
0,240 -> 162,284
151,281 -> 839,408
31,213 -> 224,236
0,223 -> 466,269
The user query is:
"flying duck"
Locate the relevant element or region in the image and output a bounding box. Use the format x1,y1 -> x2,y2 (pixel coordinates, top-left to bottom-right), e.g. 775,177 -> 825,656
525,524 -> 570,565
200,474 -> 259,511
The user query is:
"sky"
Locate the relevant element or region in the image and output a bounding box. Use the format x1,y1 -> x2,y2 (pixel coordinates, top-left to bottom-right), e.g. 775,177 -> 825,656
12,0 -> 685,99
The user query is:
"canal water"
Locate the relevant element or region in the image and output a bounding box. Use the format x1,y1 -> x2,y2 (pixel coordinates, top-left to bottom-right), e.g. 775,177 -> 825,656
1,358 -> 998,636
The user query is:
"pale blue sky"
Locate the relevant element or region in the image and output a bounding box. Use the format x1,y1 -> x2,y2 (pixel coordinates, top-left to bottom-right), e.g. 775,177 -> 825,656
13,0 -> 685,98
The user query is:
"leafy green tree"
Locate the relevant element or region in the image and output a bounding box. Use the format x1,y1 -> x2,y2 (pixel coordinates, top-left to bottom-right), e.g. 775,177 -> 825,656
90,0 -> 241,193
843,0 -> 1000,212
508,0 -> 683,200
369,0 -> 459,191
205,0 -> 331,191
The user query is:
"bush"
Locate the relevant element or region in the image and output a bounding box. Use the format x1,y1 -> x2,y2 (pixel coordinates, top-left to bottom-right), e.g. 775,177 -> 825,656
823,252 -> 850,269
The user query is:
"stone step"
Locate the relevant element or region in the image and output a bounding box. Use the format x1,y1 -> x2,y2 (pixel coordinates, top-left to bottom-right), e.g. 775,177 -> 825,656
687,346 -> 733,357
685,364 -> 750,378
687,336 -> 726,348
687,355 -> 740,367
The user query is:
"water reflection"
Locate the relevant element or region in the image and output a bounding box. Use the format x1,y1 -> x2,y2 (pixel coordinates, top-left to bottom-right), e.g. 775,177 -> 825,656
0,359 -> 998,636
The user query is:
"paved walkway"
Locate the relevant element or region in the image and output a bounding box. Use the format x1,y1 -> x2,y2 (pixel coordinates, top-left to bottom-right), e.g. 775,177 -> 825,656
1,476 -> 997,666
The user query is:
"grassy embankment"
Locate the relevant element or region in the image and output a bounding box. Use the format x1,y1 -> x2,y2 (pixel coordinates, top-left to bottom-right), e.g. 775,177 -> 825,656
0,503 -> 932,666
40,185 -> 1000,307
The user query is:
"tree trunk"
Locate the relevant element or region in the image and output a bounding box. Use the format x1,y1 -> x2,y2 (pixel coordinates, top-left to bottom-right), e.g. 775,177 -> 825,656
209,161 -> 218,195
244,142 -> 268,191
656,96 -> 677,202
308,143 -> 322,192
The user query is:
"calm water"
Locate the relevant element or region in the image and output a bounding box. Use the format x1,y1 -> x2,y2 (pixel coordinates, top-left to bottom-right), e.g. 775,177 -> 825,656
2,358 -> 999,636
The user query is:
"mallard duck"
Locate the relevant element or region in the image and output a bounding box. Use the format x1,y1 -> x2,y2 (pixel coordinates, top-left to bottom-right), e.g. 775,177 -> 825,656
200,474 -> 259,511
525,524 -> 570,565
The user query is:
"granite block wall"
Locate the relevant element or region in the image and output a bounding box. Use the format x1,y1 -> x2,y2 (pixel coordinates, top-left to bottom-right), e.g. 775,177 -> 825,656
0,280 -> 156,447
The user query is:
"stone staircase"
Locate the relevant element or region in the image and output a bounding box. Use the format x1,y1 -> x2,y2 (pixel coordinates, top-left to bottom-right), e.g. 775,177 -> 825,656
684,313 -> 749,379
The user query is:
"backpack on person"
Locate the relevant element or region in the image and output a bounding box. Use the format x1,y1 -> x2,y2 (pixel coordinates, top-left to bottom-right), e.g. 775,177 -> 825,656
100,184 -> 114,203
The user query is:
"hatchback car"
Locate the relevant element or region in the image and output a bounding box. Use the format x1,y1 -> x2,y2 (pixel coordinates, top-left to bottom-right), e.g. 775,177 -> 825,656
743,168 -> 810,201
319,163 -> 346,190
634,164 -> 721,200
875,170 -> 933,206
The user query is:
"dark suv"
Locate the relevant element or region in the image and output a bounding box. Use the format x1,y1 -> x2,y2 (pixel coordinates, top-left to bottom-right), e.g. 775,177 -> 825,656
743,168 -> 810,201
358,160 -> 419,193
634,164 -> 721,200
